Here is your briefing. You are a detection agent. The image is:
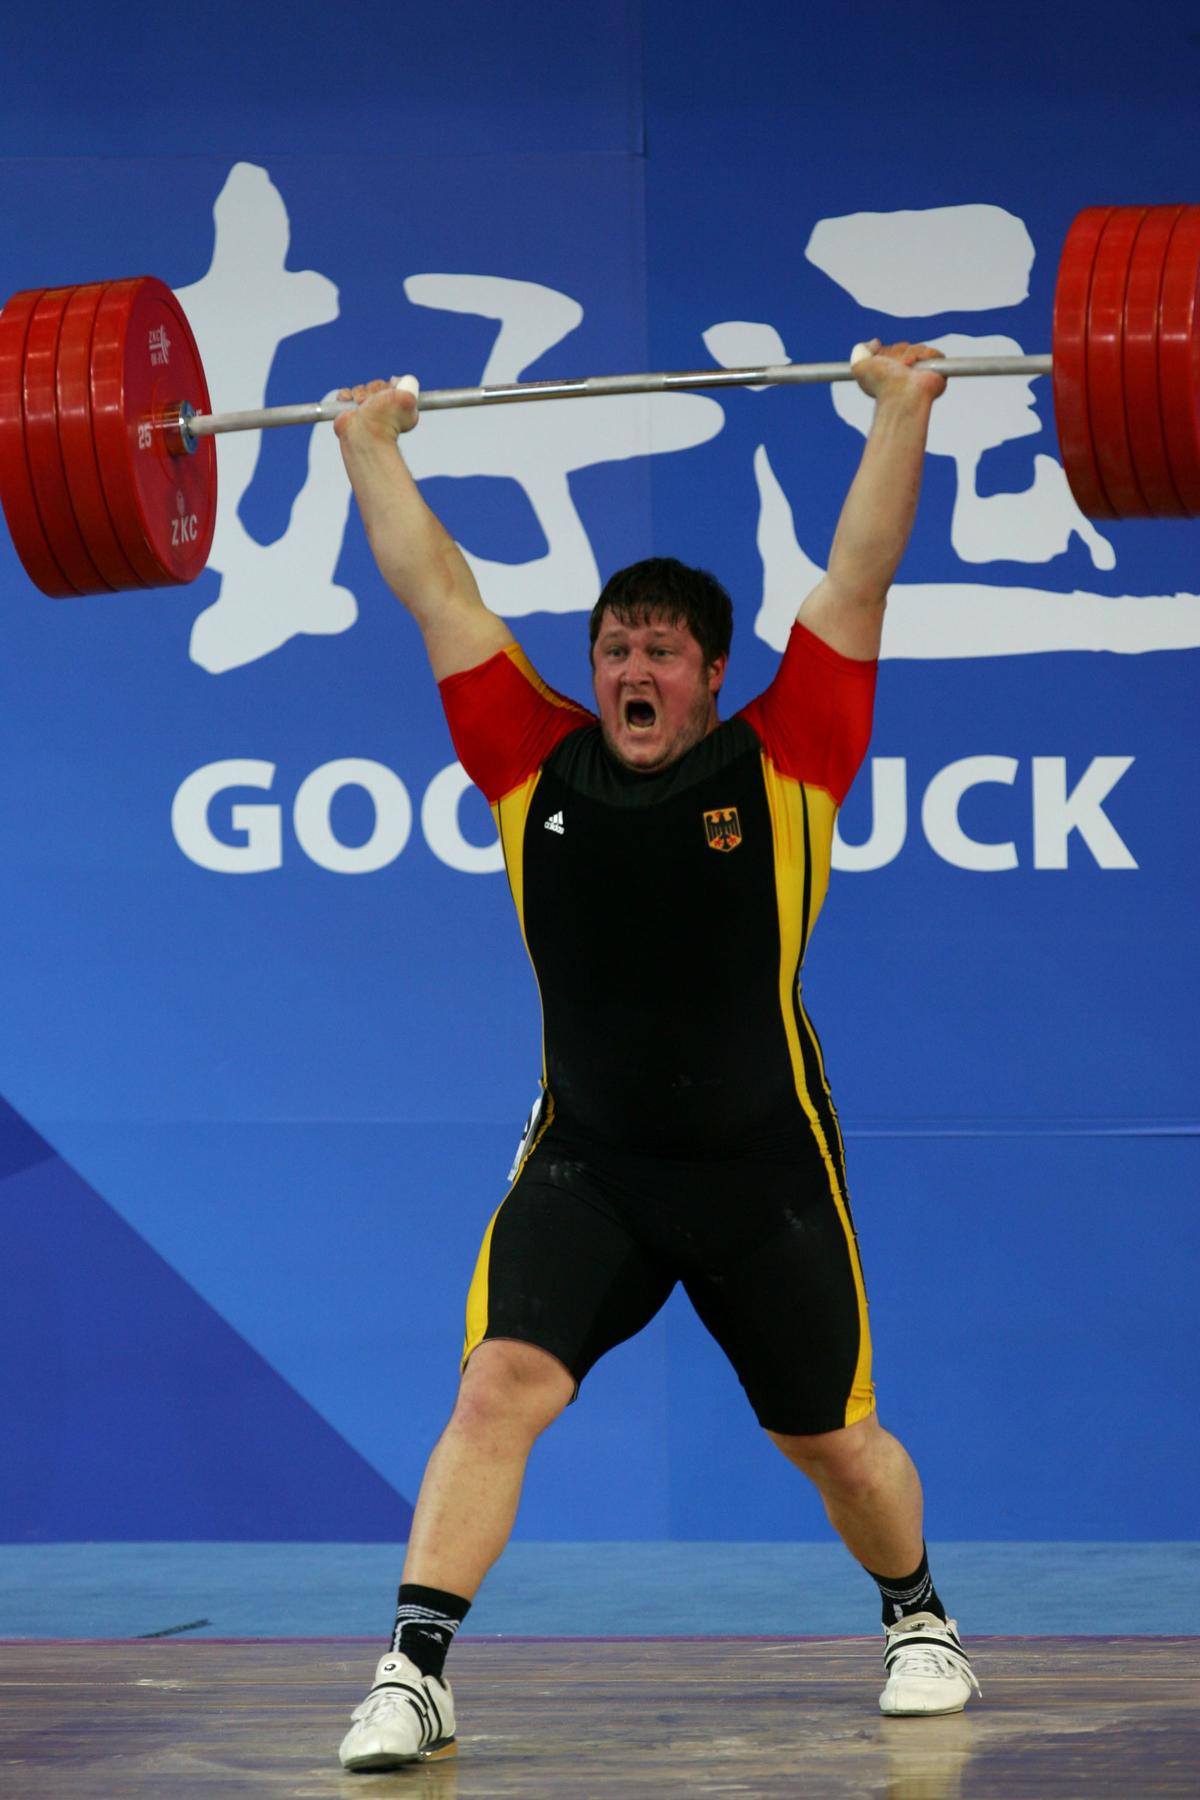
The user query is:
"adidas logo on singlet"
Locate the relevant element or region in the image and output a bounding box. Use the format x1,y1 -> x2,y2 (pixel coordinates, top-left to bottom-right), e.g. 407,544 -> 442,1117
543,811 -> 565,834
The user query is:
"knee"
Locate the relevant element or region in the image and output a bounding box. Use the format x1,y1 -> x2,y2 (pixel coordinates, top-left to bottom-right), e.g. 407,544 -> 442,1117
768,1414 -> 880,1493
453,1339 -> 575,1441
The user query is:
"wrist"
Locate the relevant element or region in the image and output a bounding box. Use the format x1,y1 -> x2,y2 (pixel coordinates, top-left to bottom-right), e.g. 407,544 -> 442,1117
866,388 -> 937,448
871,383 -> 937,421
339,420 -> 406,470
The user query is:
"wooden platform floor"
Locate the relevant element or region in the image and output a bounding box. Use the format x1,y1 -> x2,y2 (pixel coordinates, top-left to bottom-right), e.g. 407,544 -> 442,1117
1,1636 -> 1196,1798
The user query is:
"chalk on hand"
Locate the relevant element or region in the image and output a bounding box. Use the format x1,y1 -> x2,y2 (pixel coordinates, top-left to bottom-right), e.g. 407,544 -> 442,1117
849,342 -> 874,368
391,374 -> 421,398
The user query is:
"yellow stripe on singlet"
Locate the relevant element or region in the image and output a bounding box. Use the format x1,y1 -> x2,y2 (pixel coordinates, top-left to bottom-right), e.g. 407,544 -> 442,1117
761,757 -> 875,1426
462,1204 -> 502,1365
461,769 -> 554,1369
461,1094 -> 555,1367
494,770 -> 541,939
501,641 -> 592,716
493,768 -> 555,1099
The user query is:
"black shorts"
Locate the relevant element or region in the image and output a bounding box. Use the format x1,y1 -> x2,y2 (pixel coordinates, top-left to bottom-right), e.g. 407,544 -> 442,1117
462,1122 -> 875,1436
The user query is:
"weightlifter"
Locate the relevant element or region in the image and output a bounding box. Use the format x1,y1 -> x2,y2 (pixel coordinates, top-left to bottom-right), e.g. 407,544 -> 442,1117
333,339 -> 980,1772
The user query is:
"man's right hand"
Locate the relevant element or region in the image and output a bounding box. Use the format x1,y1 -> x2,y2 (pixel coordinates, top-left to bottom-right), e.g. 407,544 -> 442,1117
334,376 -> 421,448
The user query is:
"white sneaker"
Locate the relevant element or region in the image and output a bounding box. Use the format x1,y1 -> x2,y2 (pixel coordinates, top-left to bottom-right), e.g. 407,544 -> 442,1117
338,1651 -> 457,1771
879,1613 -> 981,1716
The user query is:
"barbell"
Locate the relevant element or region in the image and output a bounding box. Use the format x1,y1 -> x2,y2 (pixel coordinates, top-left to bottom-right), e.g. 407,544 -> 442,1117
0,203 -> 1196,600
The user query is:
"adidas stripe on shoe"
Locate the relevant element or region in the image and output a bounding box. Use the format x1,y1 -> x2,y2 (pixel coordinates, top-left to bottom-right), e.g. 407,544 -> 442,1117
338,1651 -> 457,1770
879,1613 -> 981,1717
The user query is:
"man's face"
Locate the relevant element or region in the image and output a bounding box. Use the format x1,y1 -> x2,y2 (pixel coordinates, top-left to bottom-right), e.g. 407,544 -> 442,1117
591,609 -> 726,773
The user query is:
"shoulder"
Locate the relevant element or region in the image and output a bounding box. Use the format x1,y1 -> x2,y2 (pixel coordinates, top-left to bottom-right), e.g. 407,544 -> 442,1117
439,645 -> 594,804
737,623 -> 877,805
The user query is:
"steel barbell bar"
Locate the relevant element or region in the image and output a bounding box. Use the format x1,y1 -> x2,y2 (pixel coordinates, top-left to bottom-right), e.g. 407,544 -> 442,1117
178,354 -> 1056,441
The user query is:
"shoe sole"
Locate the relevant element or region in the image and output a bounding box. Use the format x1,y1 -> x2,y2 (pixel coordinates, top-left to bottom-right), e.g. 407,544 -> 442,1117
342,1736 -> 457,1771
880,1699 -> 971,1717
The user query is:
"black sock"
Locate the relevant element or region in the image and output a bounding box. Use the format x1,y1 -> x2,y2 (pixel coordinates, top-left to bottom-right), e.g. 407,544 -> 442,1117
866,1545 -> 947,1627
390,1583 -> 471,1679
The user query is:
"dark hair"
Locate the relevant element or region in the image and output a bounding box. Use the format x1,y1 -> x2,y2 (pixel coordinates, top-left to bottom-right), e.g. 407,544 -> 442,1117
588,558 -> 734,667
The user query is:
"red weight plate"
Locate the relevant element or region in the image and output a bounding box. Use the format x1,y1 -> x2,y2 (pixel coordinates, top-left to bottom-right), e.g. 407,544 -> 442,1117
90,277 -> 217,586
88,277 -> 178,585
1052,206 -> 1115,519
24,288 -> 116,593
1085,207 -> 1149,517
1122,205 -> 1186,516
57,284 -> 146,591
0,287 -> 78,596
1158,206 -> 1200,516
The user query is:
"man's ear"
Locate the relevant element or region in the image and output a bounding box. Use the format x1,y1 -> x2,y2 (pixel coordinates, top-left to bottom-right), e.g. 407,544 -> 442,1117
708,654 -> 728,695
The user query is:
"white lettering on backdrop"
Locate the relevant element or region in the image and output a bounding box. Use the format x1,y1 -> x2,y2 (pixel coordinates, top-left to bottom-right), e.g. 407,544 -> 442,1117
169,176 -> 1164,875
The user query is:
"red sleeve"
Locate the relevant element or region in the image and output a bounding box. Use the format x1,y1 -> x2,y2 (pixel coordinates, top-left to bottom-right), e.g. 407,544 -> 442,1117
737,622 -> 876,805
438,644 -> 594,804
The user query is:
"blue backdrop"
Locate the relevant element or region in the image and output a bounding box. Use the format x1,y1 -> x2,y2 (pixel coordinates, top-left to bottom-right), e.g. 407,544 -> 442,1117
0,0 -> 1196,1542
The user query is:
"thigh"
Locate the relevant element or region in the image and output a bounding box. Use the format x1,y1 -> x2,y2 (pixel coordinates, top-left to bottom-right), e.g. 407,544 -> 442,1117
680,1159 -> 875,1435
462,1136 -> 676,1387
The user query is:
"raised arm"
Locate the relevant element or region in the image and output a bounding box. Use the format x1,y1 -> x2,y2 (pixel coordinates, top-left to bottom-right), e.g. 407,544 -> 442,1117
796,341 -> 946,662
334,379 -> 516,680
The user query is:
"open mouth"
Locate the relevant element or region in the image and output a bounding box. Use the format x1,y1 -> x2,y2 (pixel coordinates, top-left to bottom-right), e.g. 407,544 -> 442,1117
624,698 -> 657,732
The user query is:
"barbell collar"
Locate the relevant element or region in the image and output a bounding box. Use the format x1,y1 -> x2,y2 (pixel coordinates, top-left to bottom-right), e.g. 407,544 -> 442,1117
180,354 -> 1055,443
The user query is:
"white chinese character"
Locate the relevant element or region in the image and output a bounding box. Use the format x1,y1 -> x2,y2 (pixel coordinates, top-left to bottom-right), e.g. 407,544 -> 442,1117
178,162 -> 724,674
705,203 -> 1200,659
